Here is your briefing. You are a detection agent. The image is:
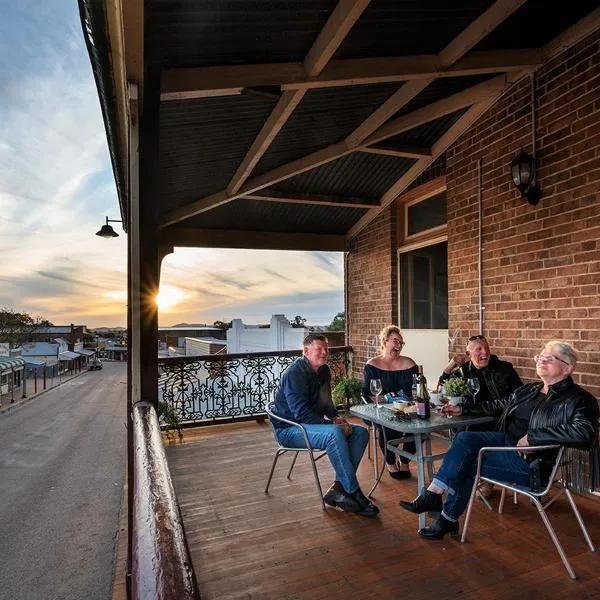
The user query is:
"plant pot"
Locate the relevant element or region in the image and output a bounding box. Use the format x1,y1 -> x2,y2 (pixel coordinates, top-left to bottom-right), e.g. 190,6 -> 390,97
448,396 -> 464,406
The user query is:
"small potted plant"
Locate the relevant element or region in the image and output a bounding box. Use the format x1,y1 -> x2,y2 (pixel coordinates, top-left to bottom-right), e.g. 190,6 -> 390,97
332,375 -> 363,412
443,377 -> 470,406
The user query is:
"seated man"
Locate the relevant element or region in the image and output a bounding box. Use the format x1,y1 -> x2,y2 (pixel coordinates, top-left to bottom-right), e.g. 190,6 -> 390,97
272,333 -> 378,517
400,340 -> 599,539
438,335 -> 523,405
439,335 -> 524,498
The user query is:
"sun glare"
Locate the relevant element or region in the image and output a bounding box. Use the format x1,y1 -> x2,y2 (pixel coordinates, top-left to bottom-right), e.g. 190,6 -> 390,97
155,285 -> 184,311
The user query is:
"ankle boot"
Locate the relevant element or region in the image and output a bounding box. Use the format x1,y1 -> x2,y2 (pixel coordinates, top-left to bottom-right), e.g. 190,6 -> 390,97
353,488 -> 379,517
399,487 -> 443,514
323,481 -> 360,513
418,515 -> 459,540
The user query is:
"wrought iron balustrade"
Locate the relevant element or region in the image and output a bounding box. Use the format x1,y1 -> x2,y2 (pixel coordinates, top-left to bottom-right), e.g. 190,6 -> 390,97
158,346 -> 352,425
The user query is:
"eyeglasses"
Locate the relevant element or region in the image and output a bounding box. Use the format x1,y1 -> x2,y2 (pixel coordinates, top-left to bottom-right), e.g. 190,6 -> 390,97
468,335 -> 487,342
534,354 -> 570,366
389,339 -> 405,347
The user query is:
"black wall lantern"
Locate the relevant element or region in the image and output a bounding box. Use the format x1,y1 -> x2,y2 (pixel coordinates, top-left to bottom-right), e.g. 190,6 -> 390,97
510,149 -> 542,206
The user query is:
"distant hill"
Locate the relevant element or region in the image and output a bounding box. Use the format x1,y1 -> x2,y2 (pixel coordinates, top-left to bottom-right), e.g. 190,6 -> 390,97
90,327 -> 127,333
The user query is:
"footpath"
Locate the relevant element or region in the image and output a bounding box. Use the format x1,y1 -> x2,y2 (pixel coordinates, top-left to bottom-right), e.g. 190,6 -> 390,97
0,369 -> 87,415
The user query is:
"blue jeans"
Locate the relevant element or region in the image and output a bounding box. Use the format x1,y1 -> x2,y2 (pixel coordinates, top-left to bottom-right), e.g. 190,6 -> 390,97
432,431 -> 530,521
276,423 -> 369,494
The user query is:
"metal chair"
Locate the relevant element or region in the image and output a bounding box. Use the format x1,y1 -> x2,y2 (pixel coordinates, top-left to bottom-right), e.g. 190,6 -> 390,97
461,445 -> 596,579
264,401 -> 328,509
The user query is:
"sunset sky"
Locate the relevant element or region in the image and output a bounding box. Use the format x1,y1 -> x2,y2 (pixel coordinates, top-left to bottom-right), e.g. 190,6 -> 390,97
0,1 -> 344,329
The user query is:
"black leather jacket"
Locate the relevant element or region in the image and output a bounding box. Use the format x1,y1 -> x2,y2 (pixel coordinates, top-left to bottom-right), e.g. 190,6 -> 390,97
463,376 -> 599,449
439,355 -> 522,405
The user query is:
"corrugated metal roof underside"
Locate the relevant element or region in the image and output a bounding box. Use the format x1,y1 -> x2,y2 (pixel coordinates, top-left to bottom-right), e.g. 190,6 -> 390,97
333,0 -> 496,59
473,0 -> 600,52
158,94 -> 277,211
146,0 -> 337,68
271,152 -> 415,198
383,108 -> 470,148
178,198 -> 367,235
254,83 -> 405,176
393,74 -> 498,118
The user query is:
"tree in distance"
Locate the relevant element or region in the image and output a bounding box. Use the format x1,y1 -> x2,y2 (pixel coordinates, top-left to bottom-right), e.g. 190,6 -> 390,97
328,311 -> 345,331
0,308 -> 53,348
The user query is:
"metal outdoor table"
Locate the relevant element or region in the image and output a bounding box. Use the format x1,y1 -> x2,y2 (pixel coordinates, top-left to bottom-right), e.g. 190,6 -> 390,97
350,404 -> 494,528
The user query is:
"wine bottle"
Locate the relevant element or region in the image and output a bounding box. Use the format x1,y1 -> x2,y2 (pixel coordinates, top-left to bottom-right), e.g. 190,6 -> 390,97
415,365 -> 430,420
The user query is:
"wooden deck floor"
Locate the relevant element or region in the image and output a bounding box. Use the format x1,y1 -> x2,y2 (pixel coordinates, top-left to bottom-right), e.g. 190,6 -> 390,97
166,421 -> 600,600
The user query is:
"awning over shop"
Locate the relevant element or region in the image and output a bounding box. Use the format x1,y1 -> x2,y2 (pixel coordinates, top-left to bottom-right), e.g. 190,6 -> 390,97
25,359 -> 46,367
59,351 -> 81,360
0,357 -> 26,373
76,349 -> 95,357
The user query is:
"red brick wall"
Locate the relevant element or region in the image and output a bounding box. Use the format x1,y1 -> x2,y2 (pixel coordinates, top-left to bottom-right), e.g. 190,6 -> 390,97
447,29 -> 600,395
346,206 -> 397,375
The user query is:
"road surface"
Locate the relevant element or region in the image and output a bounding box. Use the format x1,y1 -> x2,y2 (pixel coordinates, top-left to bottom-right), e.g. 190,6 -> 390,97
0,361 -> 127,600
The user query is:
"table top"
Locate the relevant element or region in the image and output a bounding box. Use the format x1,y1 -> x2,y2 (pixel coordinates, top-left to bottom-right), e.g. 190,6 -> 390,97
350,404 -> 494,434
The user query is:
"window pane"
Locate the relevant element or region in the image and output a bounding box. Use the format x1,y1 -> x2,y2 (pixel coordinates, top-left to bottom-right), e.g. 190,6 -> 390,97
400,242 -> 448,329
407,192 -> 447,236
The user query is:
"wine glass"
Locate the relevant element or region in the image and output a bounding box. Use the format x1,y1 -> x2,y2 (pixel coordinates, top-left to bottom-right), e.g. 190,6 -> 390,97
370,378 -> 382,409
466,377 -> 480,398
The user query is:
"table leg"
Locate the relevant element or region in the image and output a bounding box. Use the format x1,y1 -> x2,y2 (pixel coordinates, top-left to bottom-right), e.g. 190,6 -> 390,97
372,424 -> 379,479
414,433 -> 427,530
368,422 -> 387,498
424,435 -> 434,483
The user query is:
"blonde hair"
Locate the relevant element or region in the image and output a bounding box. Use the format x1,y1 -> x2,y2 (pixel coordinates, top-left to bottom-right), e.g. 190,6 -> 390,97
379,325 -> 402,349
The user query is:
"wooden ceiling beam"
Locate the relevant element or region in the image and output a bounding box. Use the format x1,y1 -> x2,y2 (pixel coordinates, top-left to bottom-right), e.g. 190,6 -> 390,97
226,0 -> 371,195
358,145 -> 432,159
543,6 -> 600,61
348,97 -> 509,238
160,74 -> 505,228
160,228 -> 348,252
160,49 -> 541,100
439,0 -> 527,67
363,75 -> 507,148
243,191 -> 377,209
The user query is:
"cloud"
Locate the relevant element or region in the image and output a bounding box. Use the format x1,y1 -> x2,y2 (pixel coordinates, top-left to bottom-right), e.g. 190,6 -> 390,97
0,1 -> 126,326
0,2 -> 344,329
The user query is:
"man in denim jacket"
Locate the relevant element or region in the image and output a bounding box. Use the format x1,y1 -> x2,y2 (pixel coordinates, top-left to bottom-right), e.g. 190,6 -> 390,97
272,333 -> 378,517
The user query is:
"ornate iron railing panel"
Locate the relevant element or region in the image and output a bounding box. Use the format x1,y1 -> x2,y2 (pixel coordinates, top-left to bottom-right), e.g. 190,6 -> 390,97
158,346 -> 352,425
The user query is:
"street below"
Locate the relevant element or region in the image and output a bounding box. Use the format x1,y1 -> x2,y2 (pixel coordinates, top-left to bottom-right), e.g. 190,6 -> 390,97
0,361 -> 127,600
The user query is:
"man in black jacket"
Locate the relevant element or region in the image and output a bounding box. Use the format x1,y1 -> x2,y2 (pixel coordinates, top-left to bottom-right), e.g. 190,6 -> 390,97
400,340 -> 599,540
438,335 -> 523,405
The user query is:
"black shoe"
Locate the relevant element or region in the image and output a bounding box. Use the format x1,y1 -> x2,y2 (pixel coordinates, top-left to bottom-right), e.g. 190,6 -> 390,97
418,515 -> 459,540
323,481 -> 361,513
399,487 -> 443,514
389,468 -> 411,480
353,488 -> 380,517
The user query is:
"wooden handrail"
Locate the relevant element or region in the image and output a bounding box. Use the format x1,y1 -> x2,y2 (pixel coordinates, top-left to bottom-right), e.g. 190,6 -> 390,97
131,401 -> 199,599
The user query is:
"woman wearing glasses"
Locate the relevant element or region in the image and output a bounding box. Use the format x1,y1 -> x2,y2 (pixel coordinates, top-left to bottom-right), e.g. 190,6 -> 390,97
399,340 -> 599,540
362,325 -> 418,479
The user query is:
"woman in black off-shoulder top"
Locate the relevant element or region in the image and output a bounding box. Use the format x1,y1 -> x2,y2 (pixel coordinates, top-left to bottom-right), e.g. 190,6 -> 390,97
363,325 -> 418,479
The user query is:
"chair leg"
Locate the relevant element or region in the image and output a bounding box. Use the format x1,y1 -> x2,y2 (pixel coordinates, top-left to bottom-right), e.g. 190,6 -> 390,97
535,500 -> 577,579
308,452 -> 326,510
477,489 -> 493,511
265,450 -> 284,493
498,487 -> 506,514
460,477 -> 481,543
287,451 -> 299,479
564,488 -> 596,552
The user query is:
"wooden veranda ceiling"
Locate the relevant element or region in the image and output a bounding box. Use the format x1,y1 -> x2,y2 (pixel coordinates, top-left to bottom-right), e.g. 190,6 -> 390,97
97,0 -> 600,252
